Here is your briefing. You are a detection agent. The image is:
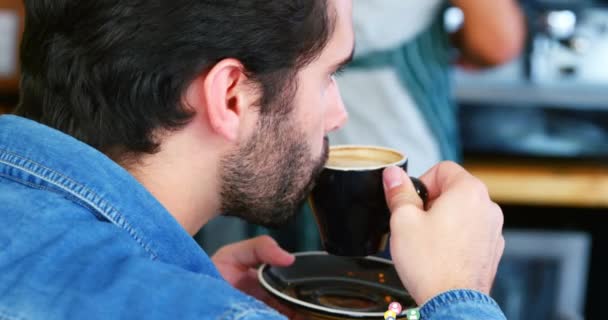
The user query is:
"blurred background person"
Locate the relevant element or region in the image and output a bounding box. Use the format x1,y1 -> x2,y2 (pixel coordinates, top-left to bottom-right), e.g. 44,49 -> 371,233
331,0 -> 526,176
196,0 -> 526,254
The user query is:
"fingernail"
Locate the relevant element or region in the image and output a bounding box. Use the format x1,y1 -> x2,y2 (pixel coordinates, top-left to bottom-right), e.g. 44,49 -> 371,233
383,166 -> 403,190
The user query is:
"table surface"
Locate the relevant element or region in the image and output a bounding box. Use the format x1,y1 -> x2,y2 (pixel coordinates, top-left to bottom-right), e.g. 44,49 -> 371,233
465,158 -> 608,208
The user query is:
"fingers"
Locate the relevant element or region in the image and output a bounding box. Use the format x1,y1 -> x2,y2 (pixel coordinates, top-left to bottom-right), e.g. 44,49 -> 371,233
383,166 -> 424,212
495,234 -> 505,272
234,236 -> 295,268
486,233 -> 505,293
490,203 -> 505,286
387,161 -> 506,302
214,235 -> 295,269
484,202 -> 505,293
419,161 -> 471,200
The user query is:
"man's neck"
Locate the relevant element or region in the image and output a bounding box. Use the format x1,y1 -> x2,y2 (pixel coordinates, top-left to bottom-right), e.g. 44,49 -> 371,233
125,131 -> 223,235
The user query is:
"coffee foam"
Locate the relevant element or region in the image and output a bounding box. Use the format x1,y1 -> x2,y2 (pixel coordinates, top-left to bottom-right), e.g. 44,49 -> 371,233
326,146 -> 405,171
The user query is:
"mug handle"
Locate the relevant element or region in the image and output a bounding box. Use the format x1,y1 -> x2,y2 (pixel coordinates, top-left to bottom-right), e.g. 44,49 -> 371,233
410,177 -> 429,208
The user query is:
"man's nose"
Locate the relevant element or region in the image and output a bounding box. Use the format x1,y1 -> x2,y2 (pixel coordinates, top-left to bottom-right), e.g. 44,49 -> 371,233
325,79 -> 348,133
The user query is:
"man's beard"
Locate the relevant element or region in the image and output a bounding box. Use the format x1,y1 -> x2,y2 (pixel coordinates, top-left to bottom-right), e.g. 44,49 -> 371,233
219,113 -> 329,228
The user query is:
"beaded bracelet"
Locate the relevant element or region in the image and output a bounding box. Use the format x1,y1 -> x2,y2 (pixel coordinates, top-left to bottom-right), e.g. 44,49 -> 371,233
384,302 -> 420,320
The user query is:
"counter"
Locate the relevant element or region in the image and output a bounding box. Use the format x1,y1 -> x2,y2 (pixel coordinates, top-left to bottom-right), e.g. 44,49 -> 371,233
465,158 -> 608,208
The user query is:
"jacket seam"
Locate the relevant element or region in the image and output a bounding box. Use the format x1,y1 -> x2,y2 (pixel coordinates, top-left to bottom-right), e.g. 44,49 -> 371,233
0,172 -> 59,194
0,149 -> 159,260
0,172 -> 106,221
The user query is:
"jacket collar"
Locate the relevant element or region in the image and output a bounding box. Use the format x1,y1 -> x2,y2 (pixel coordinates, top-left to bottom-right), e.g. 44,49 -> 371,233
0,115 -> 221,277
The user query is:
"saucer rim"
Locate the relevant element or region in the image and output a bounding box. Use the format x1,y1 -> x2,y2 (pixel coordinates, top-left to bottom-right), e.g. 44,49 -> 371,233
257,251 -> 406,318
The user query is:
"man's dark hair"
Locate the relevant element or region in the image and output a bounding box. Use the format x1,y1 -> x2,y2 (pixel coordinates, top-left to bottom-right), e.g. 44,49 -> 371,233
15,1 -> 334,160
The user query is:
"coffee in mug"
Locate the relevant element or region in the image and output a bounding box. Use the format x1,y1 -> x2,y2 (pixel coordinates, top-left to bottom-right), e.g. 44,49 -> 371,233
309,145 -> 428,257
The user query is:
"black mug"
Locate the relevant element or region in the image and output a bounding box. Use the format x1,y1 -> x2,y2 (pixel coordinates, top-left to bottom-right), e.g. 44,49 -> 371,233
309,145 -> 428,257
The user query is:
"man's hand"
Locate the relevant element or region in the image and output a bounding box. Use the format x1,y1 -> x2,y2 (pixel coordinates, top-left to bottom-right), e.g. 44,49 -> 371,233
383,162 -> 504,305
212,236 -> 296,318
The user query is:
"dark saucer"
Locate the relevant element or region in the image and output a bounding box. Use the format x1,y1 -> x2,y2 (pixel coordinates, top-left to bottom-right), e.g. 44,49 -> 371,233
258,252 -> 416,319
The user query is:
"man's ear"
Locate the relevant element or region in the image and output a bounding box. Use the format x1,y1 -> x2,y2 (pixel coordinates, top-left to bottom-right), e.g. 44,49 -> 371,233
184,59 -> 256,142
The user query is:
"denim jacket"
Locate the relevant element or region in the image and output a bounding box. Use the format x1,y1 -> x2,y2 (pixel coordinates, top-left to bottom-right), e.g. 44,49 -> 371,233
0,115 -> 506,320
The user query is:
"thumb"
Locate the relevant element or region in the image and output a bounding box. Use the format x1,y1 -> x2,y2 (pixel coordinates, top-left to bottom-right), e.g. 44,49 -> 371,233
383,166 -> 424,213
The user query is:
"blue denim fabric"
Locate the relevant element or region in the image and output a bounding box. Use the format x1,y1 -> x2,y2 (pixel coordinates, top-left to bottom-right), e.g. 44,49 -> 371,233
0,115 -> 506,319
421,290 -> 507,320
0,115 -> 284,320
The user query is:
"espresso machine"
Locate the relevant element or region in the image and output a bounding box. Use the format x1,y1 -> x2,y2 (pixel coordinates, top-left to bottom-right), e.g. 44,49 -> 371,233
455,0 -> 608,160
525,0 -> 608,85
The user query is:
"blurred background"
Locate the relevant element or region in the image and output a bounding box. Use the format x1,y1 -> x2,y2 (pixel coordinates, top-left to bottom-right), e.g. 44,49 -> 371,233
456,1 -> 608,318
1,0 -> 607,319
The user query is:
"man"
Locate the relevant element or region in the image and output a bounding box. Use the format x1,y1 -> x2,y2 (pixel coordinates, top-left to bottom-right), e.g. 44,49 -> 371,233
0,0 -> 504,319
201,0 -> 525,255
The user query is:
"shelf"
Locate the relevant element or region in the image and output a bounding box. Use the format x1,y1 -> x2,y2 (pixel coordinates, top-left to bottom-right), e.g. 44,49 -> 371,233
455,83 -> 608,110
